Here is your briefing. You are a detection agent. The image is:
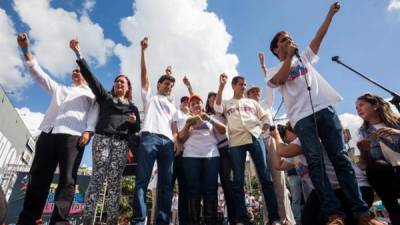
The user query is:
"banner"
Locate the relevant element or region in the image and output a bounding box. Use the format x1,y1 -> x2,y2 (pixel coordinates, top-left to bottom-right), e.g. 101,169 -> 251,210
5,172 -> 90,225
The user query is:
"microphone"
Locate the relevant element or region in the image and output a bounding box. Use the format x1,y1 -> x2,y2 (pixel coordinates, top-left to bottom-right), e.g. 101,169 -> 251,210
294,49 -> 303,63
331,56 -> 340,63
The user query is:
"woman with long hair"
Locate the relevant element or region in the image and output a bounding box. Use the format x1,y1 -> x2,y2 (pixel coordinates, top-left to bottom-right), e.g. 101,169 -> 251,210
356,93 -> 400,224
70,40 -> 141,225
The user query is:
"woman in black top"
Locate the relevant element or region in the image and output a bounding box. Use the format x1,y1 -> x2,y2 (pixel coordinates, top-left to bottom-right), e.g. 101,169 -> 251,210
70,40 -> 140,225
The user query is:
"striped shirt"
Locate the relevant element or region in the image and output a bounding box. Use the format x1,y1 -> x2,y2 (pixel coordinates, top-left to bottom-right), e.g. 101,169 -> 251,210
24,58 -> 98,136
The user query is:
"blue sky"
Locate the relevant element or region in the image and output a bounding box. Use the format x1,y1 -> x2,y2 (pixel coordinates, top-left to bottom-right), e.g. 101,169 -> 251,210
1,0 -> 399,166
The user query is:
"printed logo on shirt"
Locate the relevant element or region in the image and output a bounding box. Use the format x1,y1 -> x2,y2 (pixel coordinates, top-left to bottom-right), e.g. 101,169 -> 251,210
288,65 -> 308,81
158,98 -> 171,114
192,121 -> 210,131
294,160 -> 308,178
226,106 -> 256,117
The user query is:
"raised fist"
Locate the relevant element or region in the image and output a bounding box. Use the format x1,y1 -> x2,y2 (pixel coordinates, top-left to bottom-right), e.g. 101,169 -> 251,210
69,39 -> 80,52
183,75 -> 191,86
258,52 -> 265,67
140,37 -> 148,50
17,32 -> 29,49
219,73 -> 228,86
329,2 -> 340,15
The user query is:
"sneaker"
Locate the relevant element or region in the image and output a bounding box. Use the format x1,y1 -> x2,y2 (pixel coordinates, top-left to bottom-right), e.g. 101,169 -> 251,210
357,214 -> 385,225
326,214 -> 345,225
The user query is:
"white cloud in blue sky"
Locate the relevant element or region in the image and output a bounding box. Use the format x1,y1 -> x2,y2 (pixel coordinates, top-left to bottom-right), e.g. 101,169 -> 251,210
12,0 -> 114,78
114,0 -> 238,105
0,8 -> 30,95
388,0 -> 400,11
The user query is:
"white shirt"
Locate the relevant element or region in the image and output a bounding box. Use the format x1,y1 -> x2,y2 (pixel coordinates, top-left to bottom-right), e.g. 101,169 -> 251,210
24,58 -> 98,136
182,116 -> 219,158
266,47 -> 342,127
140,87 -> 178,141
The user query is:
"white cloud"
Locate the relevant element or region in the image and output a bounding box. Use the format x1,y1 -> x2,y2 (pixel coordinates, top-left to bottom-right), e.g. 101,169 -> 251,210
388,0 -> 400,11
114,0 -> 238,109
0,8 -> 31,95
339,113 -> 363,154
13,0 -> 114,78
81,0 -> 96,16
16,107 -> 45,137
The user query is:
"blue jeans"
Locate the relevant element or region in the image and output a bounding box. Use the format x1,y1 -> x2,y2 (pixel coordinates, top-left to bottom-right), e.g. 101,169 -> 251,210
229,136 -> 279,224
294,107 -> 368,218
132,132 -> 174,225
287,174 -> 302,225
182,157 -> 219,200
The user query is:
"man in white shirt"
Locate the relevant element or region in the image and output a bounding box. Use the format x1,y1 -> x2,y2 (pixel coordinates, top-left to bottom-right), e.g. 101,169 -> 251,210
16,33 -> 98,225
214,74 -> 281,225
266,3 -> 383,225
132,37 -> 179,225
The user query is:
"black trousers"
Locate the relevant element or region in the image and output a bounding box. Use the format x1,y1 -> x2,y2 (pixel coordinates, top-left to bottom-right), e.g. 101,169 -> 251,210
17,132 -> 84,225
218,146 -> 235,223
366,160 -> 400,225
302,186 -> 374,225
171,154 -> 189,224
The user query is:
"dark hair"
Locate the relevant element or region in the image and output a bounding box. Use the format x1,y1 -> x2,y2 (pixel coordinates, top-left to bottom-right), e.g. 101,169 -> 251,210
231,76 -> 245,86
111,75 -> 132,101
357,93 -> 400,129
180,96 -> 189,103
206,92 -> 217,115
157,75 -> 175,84
277,122 -> 294,143
270,31 -> 287,58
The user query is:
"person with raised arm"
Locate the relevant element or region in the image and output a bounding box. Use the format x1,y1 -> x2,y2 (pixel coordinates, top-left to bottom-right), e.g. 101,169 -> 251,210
70,39 -> 140,225
131,37 -> 179,225
214,74 -> 281,225
16,33 -> 98,225
266,2 -> 383,225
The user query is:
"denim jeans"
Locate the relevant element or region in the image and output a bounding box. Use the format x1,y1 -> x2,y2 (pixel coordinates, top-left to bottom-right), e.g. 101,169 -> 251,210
132,132 -> 174,225
294,107 -> 368,218
287,174 -> 302,225
182,157 -> 220,199
229,135 -> 279,224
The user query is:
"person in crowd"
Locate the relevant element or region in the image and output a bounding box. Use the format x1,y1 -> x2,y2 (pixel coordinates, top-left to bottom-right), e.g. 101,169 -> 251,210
131,37 -> 179,225
356,93 -> 400,224
69,39 -> 140,225
182,76 -> 236,224
245,84 -> 295,225
266,2 -> 383,224
215,74 -> 281,225
178,94 -> 226,225
272,123 -> 374,225
16,33 -> 98,225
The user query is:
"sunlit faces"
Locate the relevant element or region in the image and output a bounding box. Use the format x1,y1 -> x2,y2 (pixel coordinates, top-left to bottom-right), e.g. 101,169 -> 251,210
232,79 -> 246,96
114,76 -> 129,96
190,99 -> 203,115
274,32 -> 294,60
180,100 -> 189,113
157,80 -> 174,96
71,68 -> 85,85
247,88 -> 261,102
356,99 -> 378,122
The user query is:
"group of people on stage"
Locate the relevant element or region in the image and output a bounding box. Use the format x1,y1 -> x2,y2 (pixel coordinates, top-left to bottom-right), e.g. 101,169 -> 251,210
13,1 -> 399,225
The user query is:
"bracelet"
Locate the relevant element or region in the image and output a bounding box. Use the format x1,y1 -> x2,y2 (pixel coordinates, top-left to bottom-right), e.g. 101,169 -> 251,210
20,46 -> 29,54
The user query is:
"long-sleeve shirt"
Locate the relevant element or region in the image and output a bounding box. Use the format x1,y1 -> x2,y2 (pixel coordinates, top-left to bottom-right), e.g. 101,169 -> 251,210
214,98 -> 270,147
24,58 -> 98,136
76,58 -> 140,136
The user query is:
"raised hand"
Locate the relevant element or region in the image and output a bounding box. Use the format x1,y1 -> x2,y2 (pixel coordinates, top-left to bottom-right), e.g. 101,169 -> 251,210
69,39 -> 80,52
219,73 -> 228,87
165,65 -> 172,76
17,32 -> 29,48
183,75 -> 190,86
258,52 -> 265,67
140,37 -> 148,51
329,2 -> 340,16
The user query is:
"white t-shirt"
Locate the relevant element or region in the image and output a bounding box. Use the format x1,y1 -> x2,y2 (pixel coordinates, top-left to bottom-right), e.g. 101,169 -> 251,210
182,116 -> 220,158
176,110 -> 189,132
266,47 -> 343,127
140,87 -> 178,141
